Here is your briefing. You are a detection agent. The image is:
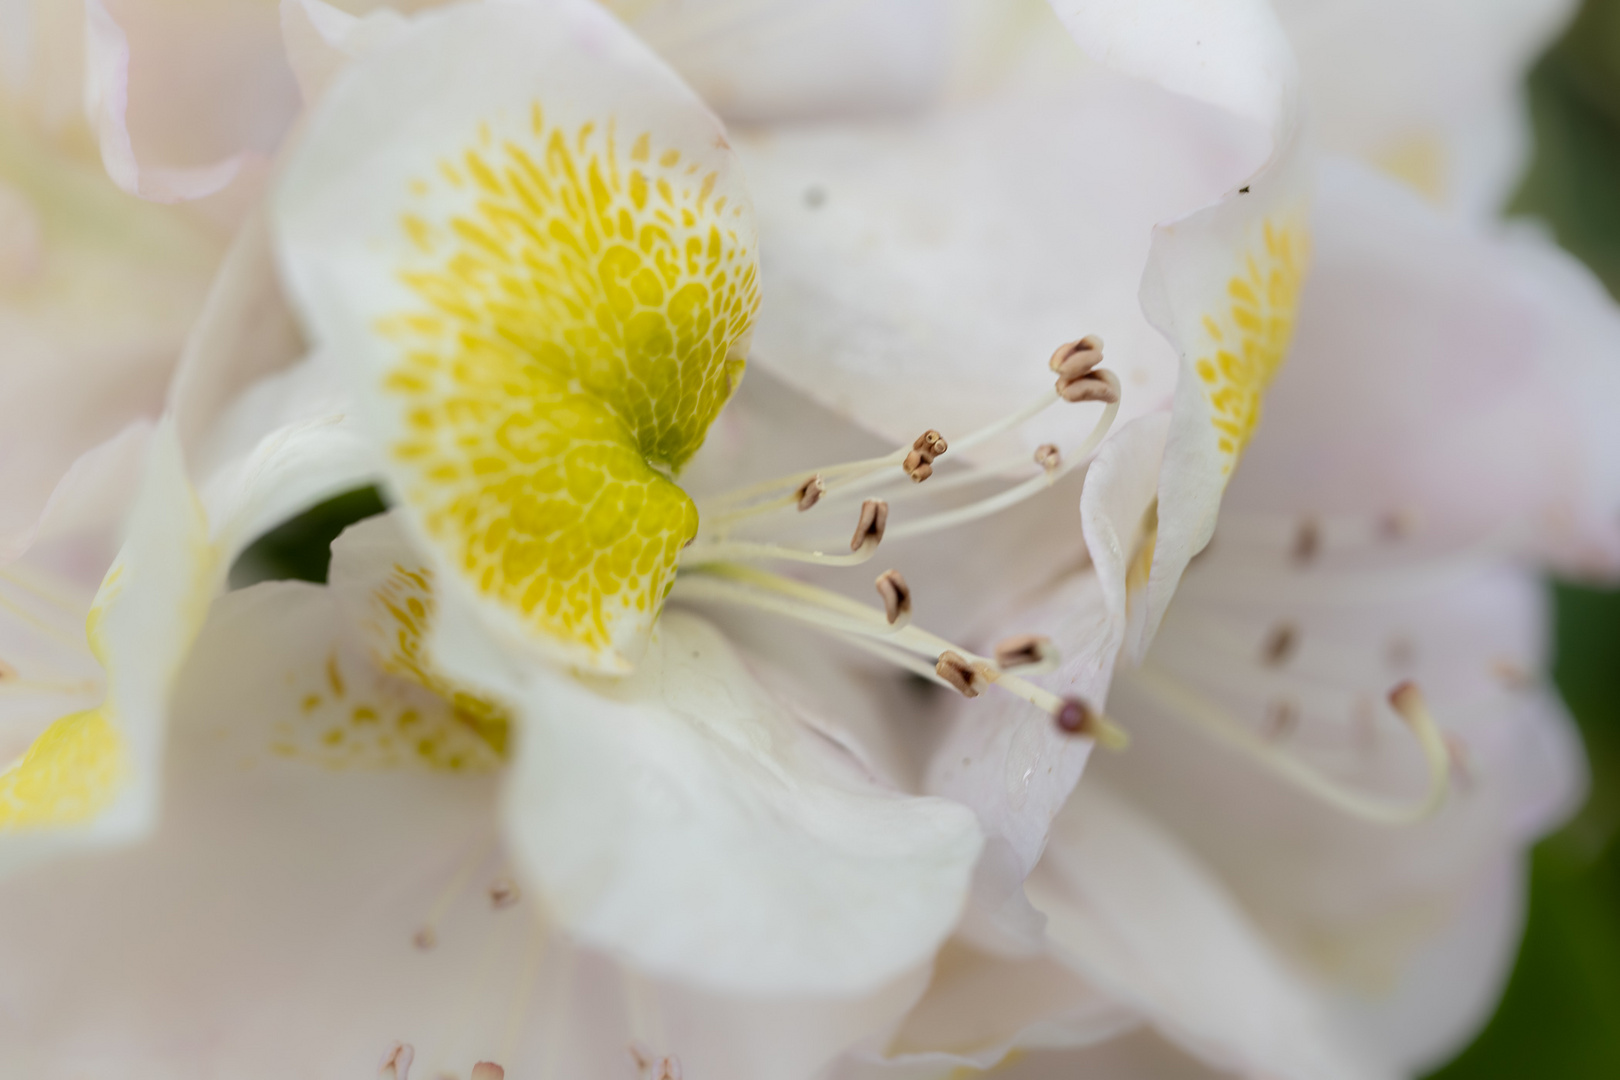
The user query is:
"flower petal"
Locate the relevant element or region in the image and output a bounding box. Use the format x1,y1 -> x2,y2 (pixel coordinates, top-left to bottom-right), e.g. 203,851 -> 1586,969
83,0 -> 259,203
1272,0 -> 1575,215
736,65 -> 1262,462
1027,782 -> 1373,1080
505,609 -> 984,996
0,423 -> 212,868
612,0 -> 953,123
1222,160 -> 1620,575
0,575 -> 935,1079
1105,549 -> 1580,1072
275,0 -> 761,672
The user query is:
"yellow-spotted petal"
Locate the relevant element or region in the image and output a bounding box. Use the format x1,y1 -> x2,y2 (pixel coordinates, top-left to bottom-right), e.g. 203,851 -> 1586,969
1140,136 -> 1312,655
275,0 -> 760,672
0,425 -> 212,869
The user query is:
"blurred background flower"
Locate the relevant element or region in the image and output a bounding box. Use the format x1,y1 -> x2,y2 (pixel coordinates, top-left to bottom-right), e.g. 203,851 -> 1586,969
1422,0 -> 1620,1074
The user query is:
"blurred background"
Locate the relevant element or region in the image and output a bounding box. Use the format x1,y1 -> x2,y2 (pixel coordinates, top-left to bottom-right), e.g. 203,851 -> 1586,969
1426,0 -> 1620,1074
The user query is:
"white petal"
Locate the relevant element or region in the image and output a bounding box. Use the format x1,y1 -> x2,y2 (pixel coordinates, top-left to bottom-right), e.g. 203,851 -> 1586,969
1134,128 -> 1314,650
1103,549 -> 1580,1071
0,122 -> 219,557
505,609 -> 983,996
1223,160 -> 1620,575
0,572 -> 927,1078
1326,853 -> 1527,1074
0,423 -> 214,868
852,939 -> 1140,1072
736,71 -> 1262,462
616,0 -> 952,123
83,0 -> 250,202
1047,0 -> 1299,138
1273,0 -> 1575,215
167,208 -> 305,470
1027,782 -> 1375,1080
278,0 -> 410,106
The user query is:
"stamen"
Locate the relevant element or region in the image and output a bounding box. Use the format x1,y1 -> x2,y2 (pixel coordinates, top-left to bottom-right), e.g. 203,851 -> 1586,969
673,565 -> 1125,745
1292,516 -> 1322,564
1129,666 -> 1450,824
378,1043 -> 414,1080
682,501 -> 887,568
994,633 -> 1056,671
874,569 -> 911,625
489,876 -> 521,908
1050,336 -> 1119,403
903,429 -> 948,483
1034,443 -> 1062,475
413,833 -> 494,951
630,1044 -> 684,1080
881,388 -> 1119,543
671,565 -> 908,637
851,499 -> 888,550
697,333 -> 1111,524
795,474 -> 825,511
935,650 -> 992,697
471,1064 -> 505,1080
1260,623 -> 1297,667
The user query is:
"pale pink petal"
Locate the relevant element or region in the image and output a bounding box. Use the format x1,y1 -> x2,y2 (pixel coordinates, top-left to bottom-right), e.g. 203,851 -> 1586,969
83,0 -> 248,203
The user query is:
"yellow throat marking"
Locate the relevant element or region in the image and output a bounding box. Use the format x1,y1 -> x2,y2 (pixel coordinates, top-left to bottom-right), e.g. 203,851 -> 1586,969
378,105 -> 760,663
1196,216 -> 1310,466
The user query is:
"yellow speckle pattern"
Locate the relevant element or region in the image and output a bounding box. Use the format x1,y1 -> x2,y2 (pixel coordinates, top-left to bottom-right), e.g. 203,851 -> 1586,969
275,647 -> 502,775
378,105 -> 760,664
276,560 -> 508,773
0,708 -> 124,828
1194,216 -> 1310,467
367,562 -> 510,757
0,578 -> 130,830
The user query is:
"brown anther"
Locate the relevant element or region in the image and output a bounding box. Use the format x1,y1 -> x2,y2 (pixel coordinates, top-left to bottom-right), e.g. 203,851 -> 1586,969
1264,699 -> 1299,741
935,651 -> 989,698
1388,680 -> 1423,722
795,474 -> 826,511
1445,733 -> 1475,790
903,451 -> 934,482
379,1043 -> 415,1080
1490,657 -> 1532,689
412,927 -> 436,950
1054,697 -> 1095,736
488,877 -> 520,908
874,569 -> 911,624
1049,334 -> 1104,375
1291,516 -> 1321,564
851,498 -> 889,550
994,633 -> 1052,669
1056,366 -> 1121,404
1034,444 -> 1062,474
470,1065 -> 505,1080
903,429 -> 948,481
913,429 -> 948,457
1260,622 -> 1297,667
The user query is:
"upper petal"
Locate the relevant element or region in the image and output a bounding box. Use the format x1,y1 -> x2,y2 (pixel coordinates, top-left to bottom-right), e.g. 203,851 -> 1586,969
274,0 -> 761,673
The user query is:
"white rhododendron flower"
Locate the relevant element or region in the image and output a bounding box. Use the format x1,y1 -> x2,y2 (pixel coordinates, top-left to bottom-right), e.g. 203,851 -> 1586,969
838,162 -> 1620,1078
0,0 -> 1320,1075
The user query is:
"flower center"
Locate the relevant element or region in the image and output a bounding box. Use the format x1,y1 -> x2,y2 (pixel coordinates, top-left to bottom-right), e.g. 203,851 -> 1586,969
667,338 -> 1131,744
